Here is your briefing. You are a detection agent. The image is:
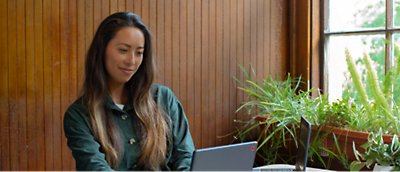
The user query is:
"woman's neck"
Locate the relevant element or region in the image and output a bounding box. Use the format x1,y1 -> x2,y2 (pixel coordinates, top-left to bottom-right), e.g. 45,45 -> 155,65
108,82 -> 127,104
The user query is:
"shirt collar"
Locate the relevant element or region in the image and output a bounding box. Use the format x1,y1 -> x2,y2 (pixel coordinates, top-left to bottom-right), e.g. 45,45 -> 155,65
104,95 -> 134,112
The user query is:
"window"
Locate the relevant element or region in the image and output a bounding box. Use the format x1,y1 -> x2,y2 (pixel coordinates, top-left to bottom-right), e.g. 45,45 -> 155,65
324,0 -> 400,102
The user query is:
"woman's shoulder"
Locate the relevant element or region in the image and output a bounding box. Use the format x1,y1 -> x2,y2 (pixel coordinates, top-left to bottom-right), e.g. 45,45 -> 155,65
64,97 -> 89,121
151,84 -> 181,107
151,83 -> 175,97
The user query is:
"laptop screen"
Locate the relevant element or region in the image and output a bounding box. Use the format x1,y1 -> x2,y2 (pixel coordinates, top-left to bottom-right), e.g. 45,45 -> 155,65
294,116 -> 311,171
190,141 -> 258,171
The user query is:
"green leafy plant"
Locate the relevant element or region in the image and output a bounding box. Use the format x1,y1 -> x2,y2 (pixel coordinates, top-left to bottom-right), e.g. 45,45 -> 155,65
344,48 -> 400,134
234,47 -> 400,169
350,128 -> 400,171
234,65 -> 346,168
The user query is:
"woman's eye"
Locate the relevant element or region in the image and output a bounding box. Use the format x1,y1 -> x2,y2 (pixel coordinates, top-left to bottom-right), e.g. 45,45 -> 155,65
137,51 -> 144,55
119,49 -> 128,53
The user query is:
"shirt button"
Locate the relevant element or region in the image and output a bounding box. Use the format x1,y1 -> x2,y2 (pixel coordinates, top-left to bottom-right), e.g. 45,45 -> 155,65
121,114 -> 128,120
129,138 -> 136,144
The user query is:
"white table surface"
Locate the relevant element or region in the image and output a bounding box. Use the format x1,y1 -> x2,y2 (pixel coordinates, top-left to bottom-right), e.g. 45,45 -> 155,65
253,164 -> 337,171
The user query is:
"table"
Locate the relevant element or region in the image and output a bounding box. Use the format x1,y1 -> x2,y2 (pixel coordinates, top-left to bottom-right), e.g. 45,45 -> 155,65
253,164 -> 336,171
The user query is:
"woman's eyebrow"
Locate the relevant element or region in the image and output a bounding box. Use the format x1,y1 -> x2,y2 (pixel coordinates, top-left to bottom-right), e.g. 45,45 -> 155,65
117,43 -> 132,48
117,43 -> 144,49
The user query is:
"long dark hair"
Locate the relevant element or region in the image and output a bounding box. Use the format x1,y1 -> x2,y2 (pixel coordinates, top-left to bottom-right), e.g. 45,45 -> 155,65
82,12 -> 170,170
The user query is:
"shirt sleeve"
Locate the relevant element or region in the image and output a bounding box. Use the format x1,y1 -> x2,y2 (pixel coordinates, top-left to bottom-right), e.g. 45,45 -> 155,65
158,86 -> 195,171
63,105 -> 114,171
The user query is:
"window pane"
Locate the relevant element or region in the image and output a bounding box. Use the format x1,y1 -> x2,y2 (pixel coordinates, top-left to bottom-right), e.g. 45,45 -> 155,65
396,0 -> 400,27
326,34 -> 386,102
395,33 -> 400,59
327,0 -> 386,32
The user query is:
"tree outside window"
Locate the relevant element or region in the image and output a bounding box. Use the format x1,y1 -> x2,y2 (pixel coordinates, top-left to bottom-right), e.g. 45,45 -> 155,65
324,0 -> 400,104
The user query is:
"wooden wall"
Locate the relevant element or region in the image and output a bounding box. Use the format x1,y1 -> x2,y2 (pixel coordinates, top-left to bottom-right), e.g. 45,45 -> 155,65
0,0 -> 289,170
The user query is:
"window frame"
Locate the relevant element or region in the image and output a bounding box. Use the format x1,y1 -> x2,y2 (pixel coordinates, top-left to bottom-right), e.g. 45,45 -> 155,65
320,0 -> 400,96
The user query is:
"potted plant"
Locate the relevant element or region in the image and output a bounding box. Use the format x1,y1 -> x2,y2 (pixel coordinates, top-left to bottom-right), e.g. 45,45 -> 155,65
234,48 -> 400,170
350,128 -> 400,171
233,65 -> 337,167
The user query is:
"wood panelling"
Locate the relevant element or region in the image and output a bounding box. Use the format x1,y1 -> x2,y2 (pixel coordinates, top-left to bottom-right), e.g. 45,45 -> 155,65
289,0 -> 310,90
0,0 -> 289,170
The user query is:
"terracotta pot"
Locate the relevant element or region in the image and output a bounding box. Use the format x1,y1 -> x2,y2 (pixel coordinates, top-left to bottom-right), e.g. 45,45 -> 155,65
314,125 -> 394,161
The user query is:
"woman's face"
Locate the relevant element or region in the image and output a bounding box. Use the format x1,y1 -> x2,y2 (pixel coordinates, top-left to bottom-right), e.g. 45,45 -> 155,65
105,26 -> 145,87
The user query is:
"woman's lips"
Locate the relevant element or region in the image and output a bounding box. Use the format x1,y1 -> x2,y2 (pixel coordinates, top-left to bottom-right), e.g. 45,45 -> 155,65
120,67 -> 135,75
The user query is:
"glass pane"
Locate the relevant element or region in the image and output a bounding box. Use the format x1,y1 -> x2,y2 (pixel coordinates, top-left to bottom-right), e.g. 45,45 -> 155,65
395,33 -> 400,58
393,33 -> 400,103
396,0 -> 400,27
327,0 -> 386,32
326,34 -> 386,102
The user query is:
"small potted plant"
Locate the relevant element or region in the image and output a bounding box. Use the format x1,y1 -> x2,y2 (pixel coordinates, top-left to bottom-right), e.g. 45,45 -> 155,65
350,128 -> 400,171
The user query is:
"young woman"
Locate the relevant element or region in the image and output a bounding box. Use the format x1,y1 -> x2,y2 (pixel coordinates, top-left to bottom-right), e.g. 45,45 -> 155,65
63,12 -> 194,171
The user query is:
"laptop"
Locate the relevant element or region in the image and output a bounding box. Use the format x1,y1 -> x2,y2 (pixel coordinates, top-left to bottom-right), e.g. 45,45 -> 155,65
190,141 -> 258,171
254,116 -> 311,171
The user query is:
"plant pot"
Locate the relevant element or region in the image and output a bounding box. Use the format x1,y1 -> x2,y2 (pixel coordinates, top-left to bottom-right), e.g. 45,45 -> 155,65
373,164 -> 395,171
315,125 -> 394,161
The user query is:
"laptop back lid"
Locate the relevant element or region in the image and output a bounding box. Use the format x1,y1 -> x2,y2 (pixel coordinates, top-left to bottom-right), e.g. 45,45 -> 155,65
190,141 -> 257,171
294,116 -> 311,171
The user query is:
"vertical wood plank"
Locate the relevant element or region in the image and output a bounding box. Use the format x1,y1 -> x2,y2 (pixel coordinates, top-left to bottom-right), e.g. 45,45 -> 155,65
148,0 -> 157,36
69,0 -> 78,111
93,0 -> 101,34
43,0 -> 54,169
222,0 -> 230,145
110,0 -> 118,14
215,0 -> 224,146
236,0 -> 246,122
264,0 -> 271,77
241,0 -> 252,131
208,0 -> 217,147
200,0 -> 209,147
61,0 -> 74,169
156,0 -> 165,84
250,0 -> 257,73
34,0 -> 45,169
256,0 -> 264,79
126,0 -> 134,13
60,0 -> 68,169
280,0 -> 289,78
164,0 -> 172,87
311,0 -> 321,91
229,0 -> 238,139
0,0 -> 10,169
133,0 -> 141,15
101,0 -> 110,18
16,0 -> 28,169
66,0 -> 77,169
272,0 -> 289,79
243,0 -> 251,76
8,0 -> 18,169
141,0 -> 149,25
186,0 -> 196,146
117,0 -> 126,11
83,0 -> 93,83
25,0 -> 36,170
193,0 -> 202,147
172,0 -> 180,95
77,0 -> 85,105
51,0 -> 62,169
179,0 -> 188,127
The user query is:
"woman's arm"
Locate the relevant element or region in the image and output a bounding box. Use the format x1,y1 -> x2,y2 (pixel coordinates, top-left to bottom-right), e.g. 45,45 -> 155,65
63,104 -> 113,171
155,85 -> 195,171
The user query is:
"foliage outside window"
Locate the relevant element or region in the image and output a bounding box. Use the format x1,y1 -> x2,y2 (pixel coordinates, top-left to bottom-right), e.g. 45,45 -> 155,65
324,0 -> 400,103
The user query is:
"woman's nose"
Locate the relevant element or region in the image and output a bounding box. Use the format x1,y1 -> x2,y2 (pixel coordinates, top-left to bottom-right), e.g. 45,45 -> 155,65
126,53 -> 140,66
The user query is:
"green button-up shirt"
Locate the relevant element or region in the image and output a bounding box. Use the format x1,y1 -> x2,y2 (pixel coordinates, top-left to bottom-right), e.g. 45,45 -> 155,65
63,84 -> 195,171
